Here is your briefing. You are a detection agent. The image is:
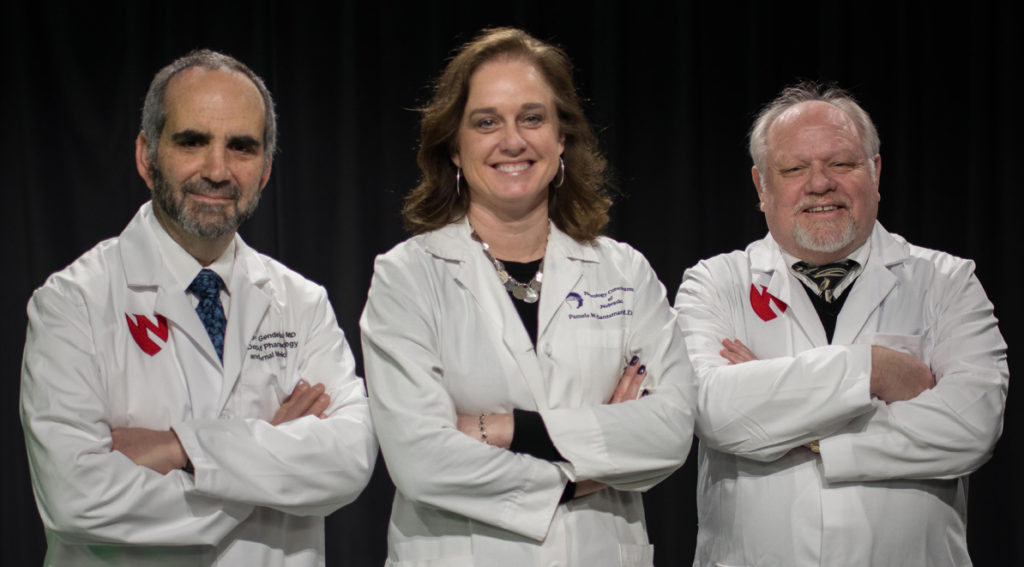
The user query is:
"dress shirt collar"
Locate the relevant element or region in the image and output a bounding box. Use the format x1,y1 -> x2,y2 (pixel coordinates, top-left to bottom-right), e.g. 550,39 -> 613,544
782,239 -> 870,300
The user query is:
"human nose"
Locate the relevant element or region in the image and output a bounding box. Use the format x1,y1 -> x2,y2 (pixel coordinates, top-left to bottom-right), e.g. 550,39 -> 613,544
200,147 -> 230,184
499,124 -> 526,154
806,163 -> 835,193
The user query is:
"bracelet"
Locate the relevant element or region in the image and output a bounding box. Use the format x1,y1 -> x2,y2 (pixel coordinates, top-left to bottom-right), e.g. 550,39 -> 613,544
478,414 -> 490,444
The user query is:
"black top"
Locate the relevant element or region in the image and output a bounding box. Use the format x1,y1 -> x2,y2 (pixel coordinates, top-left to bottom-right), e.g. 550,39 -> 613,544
799,277 -> 856,344
498,258 -> 574,502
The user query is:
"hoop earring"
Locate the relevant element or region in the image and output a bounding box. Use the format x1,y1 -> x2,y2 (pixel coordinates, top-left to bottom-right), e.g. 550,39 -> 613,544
553,157 -> 565,188
455,168 -> 462,197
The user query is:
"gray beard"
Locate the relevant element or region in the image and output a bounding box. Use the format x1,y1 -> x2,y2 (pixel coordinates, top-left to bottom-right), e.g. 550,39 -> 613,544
151,167 -> 260,239
793,218 -> 856,253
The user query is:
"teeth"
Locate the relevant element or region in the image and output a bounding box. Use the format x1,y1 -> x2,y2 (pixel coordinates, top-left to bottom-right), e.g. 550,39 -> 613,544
806,205 -> 839,213
495,162 -> 531,173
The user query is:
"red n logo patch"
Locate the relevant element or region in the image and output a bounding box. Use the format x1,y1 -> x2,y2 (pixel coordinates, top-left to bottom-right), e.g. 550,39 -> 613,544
126,314 -> 169,356
750,285 -> 788,322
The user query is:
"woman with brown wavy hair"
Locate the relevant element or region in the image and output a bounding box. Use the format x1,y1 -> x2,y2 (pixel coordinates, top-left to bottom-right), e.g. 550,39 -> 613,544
361,27 -> 695,566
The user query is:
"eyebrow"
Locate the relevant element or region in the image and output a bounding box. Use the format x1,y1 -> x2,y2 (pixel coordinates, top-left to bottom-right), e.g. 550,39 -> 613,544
466,102 -> 549,118
169,129 -> 261,151
170,129 -> 211,145
228,135 -> 261,151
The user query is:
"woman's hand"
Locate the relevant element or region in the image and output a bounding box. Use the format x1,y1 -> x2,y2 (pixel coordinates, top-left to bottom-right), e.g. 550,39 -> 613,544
457,412 -> 514,449
607,355 -> 647,403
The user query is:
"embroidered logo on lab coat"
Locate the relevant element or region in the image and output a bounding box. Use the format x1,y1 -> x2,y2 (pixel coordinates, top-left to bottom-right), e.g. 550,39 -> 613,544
749,284 -> 787,322
567,287 -> 634,320
247,331 -> 299,361
125,313 -> 169,356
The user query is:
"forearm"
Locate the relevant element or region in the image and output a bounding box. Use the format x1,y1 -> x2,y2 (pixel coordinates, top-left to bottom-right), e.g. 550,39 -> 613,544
174,382 -> 376,516
694,346 -> 874,461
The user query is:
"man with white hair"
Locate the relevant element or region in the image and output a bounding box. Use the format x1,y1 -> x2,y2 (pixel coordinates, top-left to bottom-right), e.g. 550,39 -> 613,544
675,82 -> 1008,566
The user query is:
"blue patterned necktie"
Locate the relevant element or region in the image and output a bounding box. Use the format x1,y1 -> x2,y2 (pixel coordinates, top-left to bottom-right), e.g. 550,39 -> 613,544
188,269 -> 226,361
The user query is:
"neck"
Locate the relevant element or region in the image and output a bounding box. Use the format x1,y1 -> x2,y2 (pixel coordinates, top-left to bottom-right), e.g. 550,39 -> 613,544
467,204 -> 549,262
153,203 -> 234,267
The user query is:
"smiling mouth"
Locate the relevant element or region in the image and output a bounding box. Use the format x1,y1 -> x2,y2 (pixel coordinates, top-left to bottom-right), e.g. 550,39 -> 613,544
494,162 -> 532,174
803,205 -> 843,213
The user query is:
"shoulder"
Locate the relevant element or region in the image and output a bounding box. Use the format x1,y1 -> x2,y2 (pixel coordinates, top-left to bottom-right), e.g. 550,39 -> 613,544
684,246 -> 758,284
373,226 -> 468,278
876,227 -> 978,284
31,236 -> 124,308
239,244 -> 331,307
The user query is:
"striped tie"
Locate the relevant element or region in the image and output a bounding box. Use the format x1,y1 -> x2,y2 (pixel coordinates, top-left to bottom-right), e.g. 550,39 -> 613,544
792,260 -> 859,303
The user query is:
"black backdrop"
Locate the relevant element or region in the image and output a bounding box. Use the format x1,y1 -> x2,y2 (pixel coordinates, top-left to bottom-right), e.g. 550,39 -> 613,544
4,1 -> 1020,565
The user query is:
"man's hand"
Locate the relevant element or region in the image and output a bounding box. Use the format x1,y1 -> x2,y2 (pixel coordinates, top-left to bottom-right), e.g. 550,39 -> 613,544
870,345 -> 935,403
111,428 -> 188,474
271,380 -> 331,425
721,338 -> 758,364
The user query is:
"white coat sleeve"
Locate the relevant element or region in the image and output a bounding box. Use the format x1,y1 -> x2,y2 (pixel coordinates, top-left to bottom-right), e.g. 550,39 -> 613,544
674,259 -> 874,462
21,284 -> 252,547
172,287 -> 377,516
821,258 -> 1008,482
540,249 -> 696,490
360,253 -> 566,542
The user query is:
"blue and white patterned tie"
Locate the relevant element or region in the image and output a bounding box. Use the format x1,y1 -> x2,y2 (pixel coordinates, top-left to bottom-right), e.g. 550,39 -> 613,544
188,269 -> 226,361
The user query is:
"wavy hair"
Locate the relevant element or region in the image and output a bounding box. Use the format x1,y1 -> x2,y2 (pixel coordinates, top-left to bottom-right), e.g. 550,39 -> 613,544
402,28 -> 611,242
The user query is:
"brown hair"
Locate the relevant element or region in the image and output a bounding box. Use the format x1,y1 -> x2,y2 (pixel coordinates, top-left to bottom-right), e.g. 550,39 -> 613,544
402,27 -> 611,242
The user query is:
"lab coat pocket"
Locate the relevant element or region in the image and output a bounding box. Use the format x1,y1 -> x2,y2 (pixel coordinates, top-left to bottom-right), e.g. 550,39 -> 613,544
618,542 -> 654,566
391,538 -> 473,567
228,364 -> 288,421
870,333 -> 925,359
573,328 -> 627,403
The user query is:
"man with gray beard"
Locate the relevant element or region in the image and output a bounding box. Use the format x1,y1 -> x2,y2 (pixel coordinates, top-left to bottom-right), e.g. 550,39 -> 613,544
675,82 -> 1007,566
20,50 -> 376,566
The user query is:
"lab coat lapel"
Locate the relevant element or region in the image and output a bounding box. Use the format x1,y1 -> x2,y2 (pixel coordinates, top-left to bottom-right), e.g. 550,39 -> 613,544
750,235 -> 829,348
832,223 -> 904,345
537,226 -> 591,341
121,205 -> 223,417
424,220 -> 549,410
218,240 -> 273,413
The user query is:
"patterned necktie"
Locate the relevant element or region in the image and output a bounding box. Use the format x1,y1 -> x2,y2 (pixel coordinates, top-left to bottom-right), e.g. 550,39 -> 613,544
188,269 -> 226,361
792,259 -> 859,303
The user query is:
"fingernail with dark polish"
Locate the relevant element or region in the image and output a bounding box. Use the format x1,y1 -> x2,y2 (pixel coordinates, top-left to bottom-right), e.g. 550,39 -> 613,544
638,365 -> 646,375
629,355 -> 639,366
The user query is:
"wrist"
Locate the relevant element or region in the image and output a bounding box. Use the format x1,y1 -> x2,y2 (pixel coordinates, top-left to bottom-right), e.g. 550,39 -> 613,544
479,413 -> 514,449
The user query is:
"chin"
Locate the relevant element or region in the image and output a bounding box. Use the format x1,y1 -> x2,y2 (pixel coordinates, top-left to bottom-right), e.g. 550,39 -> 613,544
794,222 -> 857,254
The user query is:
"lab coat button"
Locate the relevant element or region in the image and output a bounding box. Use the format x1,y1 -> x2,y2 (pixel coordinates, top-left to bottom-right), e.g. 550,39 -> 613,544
543,343 -> 553,356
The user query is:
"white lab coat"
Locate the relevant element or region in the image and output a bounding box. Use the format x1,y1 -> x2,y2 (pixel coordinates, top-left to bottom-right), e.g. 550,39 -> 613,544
674,223 -> 1008,567
21,202 -> 378,567
360,219 -> 696,567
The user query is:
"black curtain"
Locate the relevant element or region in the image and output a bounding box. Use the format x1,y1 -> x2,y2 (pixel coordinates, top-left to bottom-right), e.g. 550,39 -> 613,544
4,1 -> 1020,565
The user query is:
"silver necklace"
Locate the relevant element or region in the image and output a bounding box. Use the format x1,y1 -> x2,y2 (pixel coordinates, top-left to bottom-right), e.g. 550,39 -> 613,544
471,231 -> 544,303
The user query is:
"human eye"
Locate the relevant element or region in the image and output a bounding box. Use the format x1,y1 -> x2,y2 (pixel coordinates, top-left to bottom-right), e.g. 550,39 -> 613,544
229,137 -> 261,155
473,116 -> 499,131
520,113 -> 545,127
779,165 -> 805,177
830,161 -> 857,172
